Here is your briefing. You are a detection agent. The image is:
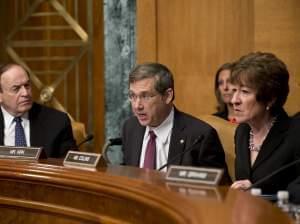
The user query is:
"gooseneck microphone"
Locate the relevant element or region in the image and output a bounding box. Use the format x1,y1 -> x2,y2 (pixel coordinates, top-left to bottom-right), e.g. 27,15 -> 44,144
108,137 -> 122,145
102,137 -> 123,163
246,158 -> 300,191
77,134 -> 94,148
158,135 -> 204,171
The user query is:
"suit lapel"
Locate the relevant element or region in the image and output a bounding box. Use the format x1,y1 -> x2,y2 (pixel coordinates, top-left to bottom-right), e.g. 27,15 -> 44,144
131,123 -> 145,166
252,115 -> 290,170
0,110 -> 4,145
238,125 -> 252,177
168,109 -> 186,165
28,103 -> 42,146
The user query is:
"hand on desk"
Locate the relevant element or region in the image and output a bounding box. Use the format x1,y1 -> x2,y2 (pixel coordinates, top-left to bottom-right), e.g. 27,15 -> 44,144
231,179 -> 252,191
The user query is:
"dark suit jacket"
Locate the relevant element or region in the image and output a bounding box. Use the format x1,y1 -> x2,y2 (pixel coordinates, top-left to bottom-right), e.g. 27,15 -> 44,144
122,108 -> 230,183
287,176 -> 300,204
213,109 -> 228,121
0,103 -> 76,158
235,109 -> 300,194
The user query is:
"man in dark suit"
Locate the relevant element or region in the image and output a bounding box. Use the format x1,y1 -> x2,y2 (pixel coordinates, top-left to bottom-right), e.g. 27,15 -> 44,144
0,63 -> 76,158
122,63 -> 229,181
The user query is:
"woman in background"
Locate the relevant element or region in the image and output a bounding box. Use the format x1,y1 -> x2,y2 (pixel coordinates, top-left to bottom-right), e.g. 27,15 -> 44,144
230,52 -> 300,194
213,62 -> 236,122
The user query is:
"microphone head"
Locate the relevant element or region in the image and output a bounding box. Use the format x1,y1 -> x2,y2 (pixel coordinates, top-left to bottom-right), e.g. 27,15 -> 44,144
109,137 -> 122,145
85,134 -> 94,141
76,134 -> 94,148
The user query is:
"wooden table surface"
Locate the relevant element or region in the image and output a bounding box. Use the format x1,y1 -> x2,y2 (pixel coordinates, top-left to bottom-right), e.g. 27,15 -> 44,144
0,159 -> 293,223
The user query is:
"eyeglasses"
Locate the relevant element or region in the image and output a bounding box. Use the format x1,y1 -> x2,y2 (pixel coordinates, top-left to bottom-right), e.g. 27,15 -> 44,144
128,92 -> 158,102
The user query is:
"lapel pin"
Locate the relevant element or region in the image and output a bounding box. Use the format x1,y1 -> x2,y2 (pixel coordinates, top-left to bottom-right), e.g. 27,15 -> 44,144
180,139 -> 184,144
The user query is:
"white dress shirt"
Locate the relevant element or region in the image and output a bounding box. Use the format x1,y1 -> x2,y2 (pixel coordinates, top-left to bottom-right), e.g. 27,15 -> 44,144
139,107 -> 174,172
1,107 -> 30,146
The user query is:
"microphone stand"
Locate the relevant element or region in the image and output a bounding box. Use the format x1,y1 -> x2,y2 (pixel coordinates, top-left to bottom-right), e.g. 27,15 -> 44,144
158,135 -> 203,171
77,134 -> 94,148
246,158 -> 300,191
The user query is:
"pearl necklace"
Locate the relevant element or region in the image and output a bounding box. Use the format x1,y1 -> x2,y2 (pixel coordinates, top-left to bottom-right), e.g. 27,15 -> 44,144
249,117 -> 277,152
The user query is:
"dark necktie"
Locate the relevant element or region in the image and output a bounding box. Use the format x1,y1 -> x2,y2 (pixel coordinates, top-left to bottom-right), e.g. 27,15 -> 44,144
14,117 -> 27,146
143,130 -> 156,169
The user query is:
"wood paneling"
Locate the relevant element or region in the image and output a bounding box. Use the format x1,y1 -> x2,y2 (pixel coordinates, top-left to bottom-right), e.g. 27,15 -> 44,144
0,159 -> 292,223
92,0 -> 104,152
136,0 -> 158,62
137,0 -> 300,116
0,0 -> 104,151
254,0 -> 300,114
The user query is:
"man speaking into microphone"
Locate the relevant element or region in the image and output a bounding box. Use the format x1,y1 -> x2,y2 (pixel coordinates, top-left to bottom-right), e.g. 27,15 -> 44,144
121,62 -> 230,183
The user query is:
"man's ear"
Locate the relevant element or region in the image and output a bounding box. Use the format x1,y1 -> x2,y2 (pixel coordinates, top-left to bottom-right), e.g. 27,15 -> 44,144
164,88 -> 174,104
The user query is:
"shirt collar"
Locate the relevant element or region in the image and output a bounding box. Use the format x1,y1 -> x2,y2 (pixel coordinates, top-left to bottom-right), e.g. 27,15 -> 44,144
1,106 -> 29,128
145,107 -> 174,145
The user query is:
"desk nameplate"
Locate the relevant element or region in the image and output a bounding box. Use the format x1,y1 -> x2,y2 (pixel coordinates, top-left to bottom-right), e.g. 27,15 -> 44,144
0,146 -> 44,160
63,150 -> 107,170
166,165 -> 223,186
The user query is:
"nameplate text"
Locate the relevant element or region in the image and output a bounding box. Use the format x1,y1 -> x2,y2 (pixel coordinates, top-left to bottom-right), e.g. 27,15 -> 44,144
0,146 -> 44,160
166,165 -> 223,185
63,151 -> 107,170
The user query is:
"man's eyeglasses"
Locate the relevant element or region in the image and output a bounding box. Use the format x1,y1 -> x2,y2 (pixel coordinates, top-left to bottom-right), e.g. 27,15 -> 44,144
128,93 -> 158,102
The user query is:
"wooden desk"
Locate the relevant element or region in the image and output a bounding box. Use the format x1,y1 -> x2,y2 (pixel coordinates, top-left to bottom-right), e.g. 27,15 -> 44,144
0,159 -> 292,223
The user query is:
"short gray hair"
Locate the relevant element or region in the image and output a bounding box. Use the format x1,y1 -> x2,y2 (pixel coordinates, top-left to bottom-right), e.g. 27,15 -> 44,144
0,63 -> 30,92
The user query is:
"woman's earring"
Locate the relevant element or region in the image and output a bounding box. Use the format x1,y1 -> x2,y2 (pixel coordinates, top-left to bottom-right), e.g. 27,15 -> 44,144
266,106 -> 270,111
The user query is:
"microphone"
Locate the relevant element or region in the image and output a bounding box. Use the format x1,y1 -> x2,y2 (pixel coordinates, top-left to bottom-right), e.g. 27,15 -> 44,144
246,158 -> 300,191
102,137 -> 122,163
108,137 -> 122,145
77,134 -> 94,148
158,135 -> 203,171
